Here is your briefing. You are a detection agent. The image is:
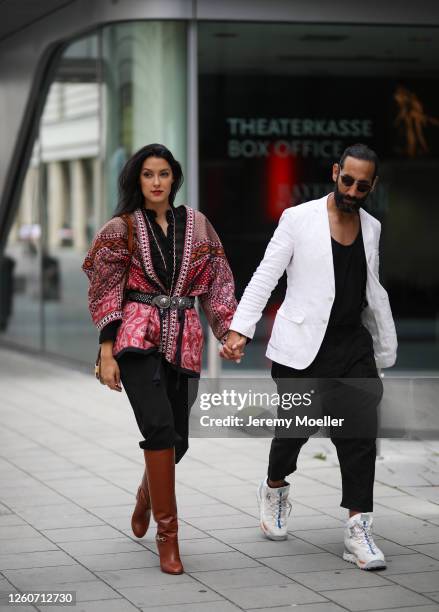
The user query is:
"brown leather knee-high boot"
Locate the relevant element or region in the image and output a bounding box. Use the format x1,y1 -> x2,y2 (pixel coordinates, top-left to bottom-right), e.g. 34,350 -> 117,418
145,448 -> 183,574
131,451 -> 151,538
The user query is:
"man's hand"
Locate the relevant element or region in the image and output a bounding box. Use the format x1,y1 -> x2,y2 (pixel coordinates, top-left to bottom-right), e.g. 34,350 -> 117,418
220,330 -> 247,362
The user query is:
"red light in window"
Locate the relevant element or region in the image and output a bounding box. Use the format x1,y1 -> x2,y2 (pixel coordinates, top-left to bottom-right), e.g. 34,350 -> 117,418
266,144 -> 297,221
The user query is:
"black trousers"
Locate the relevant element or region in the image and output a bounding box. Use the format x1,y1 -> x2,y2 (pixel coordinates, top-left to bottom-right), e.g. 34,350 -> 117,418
117,350 -> 199,464
268,325 -> 383,512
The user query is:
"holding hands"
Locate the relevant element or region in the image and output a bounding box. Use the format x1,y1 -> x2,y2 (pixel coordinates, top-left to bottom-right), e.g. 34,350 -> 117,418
220,330 -> 247,363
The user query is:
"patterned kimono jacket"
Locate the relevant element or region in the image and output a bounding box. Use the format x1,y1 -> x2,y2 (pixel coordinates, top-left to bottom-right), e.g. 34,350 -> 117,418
82,206 -> 237,375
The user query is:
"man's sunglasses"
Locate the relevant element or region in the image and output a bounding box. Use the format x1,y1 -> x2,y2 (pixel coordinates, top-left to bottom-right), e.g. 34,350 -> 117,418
338,172 -> 373,194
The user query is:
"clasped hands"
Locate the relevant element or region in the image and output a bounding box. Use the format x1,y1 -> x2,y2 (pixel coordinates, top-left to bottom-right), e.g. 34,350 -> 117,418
219,330 -> 247,363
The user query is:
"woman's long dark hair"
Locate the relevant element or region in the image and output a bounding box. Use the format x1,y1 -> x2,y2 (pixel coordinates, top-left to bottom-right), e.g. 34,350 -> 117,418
113,143 -> 184,216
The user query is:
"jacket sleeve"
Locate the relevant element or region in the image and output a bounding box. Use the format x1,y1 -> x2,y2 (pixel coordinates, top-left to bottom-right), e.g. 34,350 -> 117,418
198,219 -> 238,343
82,216 -> 130,331
229,208 -> 295,339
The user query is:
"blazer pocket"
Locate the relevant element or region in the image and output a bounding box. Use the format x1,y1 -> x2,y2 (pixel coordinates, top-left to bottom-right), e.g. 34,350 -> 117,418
277,309 -> 305,324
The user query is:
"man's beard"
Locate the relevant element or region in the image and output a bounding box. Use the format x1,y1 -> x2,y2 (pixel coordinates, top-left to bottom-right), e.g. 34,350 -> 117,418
334,181 -> 368,213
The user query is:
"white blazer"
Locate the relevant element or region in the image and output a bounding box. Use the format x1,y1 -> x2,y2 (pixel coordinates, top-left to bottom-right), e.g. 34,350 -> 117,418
230,195 -> 397,370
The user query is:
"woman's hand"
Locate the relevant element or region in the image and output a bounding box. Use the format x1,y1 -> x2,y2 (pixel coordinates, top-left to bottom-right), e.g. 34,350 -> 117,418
100,342 -> 122,391
219,330 -> 246,362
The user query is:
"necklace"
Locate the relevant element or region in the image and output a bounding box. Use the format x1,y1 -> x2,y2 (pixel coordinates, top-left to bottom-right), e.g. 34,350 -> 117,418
143,207 -> 177,295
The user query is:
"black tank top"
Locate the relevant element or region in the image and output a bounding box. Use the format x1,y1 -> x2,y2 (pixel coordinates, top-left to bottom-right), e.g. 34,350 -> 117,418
327,226 -> 367,328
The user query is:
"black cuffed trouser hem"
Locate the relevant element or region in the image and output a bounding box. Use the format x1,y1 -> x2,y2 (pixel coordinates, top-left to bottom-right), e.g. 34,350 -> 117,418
138,438 -> 189,464
340,498 -> 374,513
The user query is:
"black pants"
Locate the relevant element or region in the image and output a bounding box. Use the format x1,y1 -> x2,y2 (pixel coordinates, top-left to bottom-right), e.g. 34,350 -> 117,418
268,325 -> 383,512
117,350 -> 199,464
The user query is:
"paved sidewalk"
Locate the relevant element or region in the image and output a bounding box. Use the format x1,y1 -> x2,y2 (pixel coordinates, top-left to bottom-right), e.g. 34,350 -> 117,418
1,347 -> 439,612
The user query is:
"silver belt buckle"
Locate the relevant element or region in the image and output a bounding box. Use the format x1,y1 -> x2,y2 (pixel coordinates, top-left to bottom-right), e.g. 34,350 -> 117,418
153,295 -> 171,308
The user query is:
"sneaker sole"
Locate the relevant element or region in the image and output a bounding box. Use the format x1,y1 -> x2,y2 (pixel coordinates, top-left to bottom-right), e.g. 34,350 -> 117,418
343,551 -> 386,570
256,484 -> 288,541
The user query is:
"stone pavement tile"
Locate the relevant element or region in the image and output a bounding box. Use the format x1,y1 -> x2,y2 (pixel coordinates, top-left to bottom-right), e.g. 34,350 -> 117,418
206,527 -> 268,544
190,566 -> 293,590
183,551 -> 259,572
288,514 -> 345,532
36,599 -> 139,612
321,538 -> 418,557
73,550 -> 158,571
399,487 -> 439,503
101,515 -> 133,530
229,538 -> 322,557
21,514 -> 104,530
381,553 -> 439,574
2,565 -> 96,589
58,537 -> 145,556
33,468 -> 92,481
119,582 -> 223,607
179,504 -> 243,518
139,601 -> 242,612
41,525 -> 123,542
91,505 -> 134,519
0,537 -> 58,554
73,493 -> 135,508
261,552 -> 353,574
48,579 -> 120,602
374,483 -> 410,497
298,494 -> 348,511
427,593 -> 439,603
375,515 -> 437,530
364,607 -> 439,612
173,493 -> 222,507
376,496 -> 439,519
411,543 -> 439,560
16,502 -> 92,518
169,523 -> 208,541
373,524 -> 439,546
386,570 -> 439,592
285,502 -> 323,517
4,493 -> 73,510
249,603 -> 350,612
96,566 -> 193,588
0,525 -> 42,540
0,606 -> 36,612
293,527 -> 345,545
178,538 -> 233,555
217,583 -> 327,608
321,585 -> 433,610
0,515 -> 27,527
184,513 -> 258,530
0,550 -> 76,570
289,568 -> 391,591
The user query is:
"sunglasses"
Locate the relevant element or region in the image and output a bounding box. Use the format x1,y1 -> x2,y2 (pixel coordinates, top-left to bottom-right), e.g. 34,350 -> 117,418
338,172 -> 373,194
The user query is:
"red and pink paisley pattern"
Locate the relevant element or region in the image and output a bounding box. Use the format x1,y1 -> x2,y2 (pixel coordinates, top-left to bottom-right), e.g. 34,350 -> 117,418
82,206 -> 237,374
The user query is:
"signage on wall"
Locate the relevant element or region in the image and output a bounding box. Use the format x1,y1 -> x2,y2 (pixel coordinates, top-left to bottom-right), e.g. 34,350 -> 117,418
226,117 -> 373,159
394,86 -> 439,158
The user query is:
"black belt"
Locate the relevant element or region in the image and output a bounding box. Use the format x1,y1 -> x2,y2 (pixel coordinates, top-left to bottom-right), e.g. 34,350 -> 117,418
125,290 -> 195,386
126,291 -> 195,310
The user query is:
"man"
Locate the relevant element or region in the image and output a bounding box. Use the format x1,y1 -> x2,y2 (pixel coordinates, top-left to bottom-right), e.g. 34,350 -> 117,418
221,144 -> 397,570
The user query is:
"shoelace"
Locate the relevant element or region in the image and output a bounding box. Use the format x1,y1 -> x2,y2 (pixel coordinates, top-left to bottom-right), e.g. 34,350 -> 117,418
351,520 -> 377,555
267,492 -> 292,529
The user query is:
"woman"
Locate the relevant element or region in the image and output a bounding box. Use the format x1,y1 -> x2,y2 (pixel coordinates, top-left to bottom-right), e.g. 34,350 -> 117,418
82,143 -> 237,574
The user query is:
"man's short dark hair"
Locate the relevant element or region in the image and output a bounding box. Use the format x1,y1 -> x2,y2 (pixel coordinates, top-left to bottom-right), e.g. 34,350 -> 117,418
339,143 -> 379,179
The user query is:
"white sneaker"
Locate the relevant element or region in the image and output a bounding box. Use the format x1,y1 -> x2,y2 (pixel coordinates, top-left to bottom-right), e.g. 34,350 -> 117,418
257,479 -> 292,540
343,513 -> 386,570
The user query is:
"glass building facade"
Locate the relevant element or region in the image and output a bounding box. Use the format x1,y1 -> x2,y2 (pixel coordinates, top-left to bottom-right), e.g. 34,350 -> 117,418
1,18 -> 438,372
